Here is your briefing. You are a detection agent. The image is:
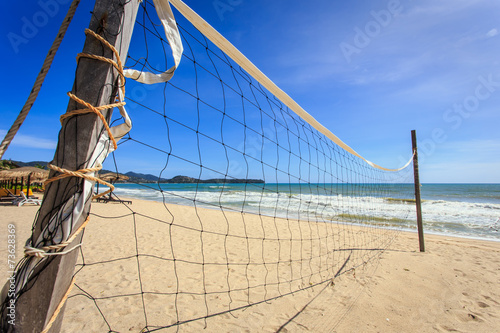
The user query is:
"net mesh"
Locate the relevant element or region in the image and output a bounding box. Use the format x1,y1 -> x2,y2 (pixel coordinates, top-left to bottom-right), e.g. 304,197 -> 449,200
2,1 -> 416,332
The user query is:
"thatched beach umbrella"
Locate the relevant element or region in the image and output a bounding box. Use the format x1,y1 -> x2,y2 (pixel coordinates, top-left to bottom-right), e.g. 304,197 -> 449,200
98,172 -> 129,183
0,166 -> 49,195
0,166 -> 49,181
95,172 -> 129,196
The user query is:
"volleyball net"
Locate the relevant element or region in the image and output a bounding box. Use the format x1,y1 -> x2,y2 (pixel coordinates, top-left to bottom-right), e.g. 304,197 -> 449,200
1,0 -> 417,331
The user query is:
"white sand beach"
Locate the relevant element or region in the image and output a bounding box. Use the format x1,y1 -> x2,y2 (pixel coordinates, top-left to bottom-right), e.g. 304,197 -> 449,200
1,199 -> 499,332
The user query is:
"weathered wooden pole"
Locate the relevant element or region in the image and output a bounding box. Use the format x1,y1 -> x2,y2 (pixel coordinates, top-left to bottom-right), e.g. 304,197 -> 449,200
0,0 -> 140,331
411,130 -> 425,252
26,173 -> 32,197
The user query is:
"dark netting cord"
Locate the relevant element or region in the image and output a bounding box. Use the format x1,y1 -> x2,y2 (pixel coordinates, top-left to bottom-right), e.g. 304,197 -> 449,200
4,1 -> 416,332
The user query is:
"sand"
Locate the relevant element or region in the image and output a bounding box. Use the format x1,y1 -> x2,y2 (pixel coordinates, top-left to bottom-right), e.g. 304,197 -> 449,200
1,198 -> 499,332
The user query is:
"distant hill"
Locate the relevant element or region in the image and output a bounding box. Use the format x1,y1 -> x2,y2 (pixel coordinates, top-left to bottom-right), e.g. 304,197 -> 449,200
162,175 -> 264,184
123,171 -> 169,183
6,160 -> 48,170
119,173 -> 264,184
3,161 -> 263,184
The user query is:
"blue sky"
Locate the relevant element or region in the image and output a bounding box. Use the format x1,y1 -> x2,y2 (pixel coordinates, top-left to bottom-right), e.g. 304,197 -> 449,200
1,0 -> 499,183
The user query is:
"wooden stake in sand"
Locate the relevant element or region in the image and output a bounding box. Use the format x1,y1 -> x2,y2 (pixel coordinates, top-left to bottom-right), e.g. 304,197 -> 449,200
412,130 -> 425,252
0,0 -> 140,331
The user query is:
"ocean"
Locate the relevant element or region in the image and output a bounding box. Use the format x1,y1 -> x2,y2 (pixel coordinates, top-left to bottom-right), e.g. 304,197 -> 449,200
112,183 -> 500,242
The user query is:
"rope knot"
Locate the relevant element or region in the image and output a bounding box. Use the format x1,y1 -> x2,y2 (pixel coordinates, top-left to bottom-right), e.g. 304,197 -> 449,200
45,164 -> 114,200
24,244 -> 69,258
24,216 -> 90,258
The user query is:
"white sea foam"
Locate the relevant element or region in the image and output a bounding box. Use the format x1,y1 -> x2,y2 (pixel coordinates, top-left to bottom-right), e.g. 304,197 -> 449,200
112,186 -> 500,240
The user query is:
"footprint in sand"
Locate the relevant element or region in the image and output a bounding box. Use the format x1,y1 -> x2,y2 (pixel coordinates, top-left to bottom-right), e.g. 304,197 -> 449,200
435,324 -> 460,332
465,312 -> 483,323
483,295 -> 499,303
477,301 -> 490,308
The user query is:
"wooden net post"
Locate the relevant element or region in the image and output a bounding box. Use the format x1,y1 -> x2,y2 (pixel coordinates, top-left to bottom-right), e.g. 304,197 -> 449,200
412,130 -> 425,252
0,0 -> 140,331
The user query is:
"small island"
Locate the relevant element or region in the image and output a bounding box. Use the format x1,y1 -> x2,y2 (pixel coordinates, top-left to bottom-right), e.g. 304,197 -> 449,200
163,175 -> 264,184
115,171 -> 264,184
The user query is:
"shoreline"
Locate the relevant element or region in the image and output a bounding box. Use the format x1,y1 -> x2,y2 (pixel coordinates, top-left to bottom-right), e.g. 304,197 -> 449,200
110,182 -> 500,242
110,192 -> 500,243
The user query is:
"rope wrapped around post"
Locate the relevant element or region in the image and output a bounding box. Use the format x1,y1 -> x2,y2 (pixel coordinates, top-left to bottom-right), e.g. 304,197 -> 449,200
47,27 -> 128,200
23,26 -> 128,332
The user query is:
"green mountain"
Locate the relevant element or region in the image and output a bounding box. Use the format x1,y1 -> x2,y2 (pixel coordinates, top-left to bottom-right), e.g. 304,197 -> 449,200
3,161 -> 263,184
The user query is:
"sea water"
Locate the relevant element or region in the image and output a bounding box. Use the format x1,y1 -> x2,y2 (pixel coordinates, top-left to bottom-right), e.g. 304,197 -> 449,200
112,183 -> 500,241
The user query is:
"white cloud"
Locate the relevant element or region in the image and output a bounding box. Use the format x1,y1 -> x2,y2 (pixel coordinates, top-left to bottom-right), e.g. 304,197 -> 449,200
486,28 -> 498,38
260,0 -> 500,93
0,130 -> 57,150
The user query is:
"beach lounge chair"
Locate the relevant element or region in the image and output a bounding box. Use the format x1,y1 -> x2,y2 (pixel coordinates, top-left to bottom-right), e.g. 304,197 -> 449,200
0,189 -> 21,202
13,192 -> 42,207
96,191 -> 132,205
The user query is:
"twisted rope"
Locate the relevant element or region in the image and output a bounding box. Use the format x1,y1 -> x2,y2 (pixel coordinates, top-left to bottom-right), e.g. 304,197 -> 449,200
45,164 -> 115,200
40,277 -> 76,333
61,93 -> 124,151
47,27 -> 128,200
24,216 -> 90,258
22,26 -> 128,333
0,0 -> 81,159
60,28 -> 127,150
80,28 -> 125,96
60,99 -> 125,125
24,216 -> 88,333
